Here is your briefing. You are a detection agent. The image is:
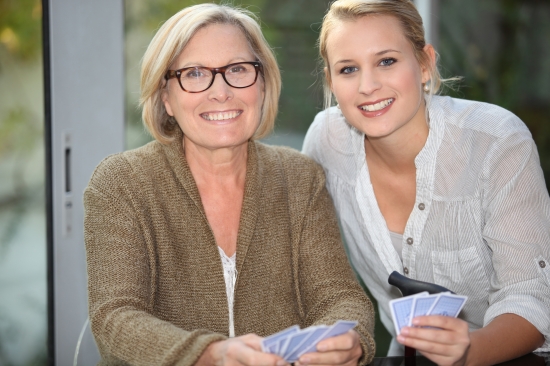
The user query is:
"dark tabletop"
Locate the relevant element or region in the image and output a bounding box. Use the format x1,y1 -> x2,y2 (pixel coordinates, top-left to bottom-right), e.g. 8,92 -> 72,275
369,353 -> 550,366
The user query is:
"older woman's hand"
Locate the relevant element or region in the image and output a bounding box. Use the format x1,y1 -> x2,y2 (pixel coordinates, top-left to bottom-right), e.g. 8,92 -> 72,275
197,334 -> 288,366
397,316 -> 470,366
296,330 -> 362,366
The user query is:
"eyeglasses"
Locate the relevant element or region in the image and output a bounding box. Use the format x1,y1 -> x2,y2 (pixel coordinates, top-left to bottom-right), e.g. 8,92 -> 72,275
165,61 -> 263,93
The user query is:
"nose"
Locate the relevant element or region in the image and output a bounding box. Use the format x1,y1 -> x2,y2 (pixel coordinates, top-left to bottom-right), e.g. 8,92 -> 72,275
207,73 -> 233,102
358,69 -> 382,96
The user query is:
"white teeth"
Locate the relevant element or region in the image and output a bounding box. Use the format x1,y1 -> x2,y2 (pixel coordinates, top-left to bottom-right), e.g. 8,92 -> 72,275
202,111 -> 241,121
360,98 -> 394,112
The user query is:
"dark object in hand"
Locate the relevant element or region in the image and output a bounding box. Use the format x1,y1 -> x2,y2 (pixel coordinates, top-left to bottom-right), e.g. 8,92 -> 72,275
388,271 -> 454,297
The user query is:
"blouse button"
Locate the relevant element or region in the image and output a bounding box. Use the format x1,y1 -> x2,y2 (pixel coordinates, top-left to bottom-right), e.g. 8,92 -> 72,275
540,261 -> 547,269
403,267 -> 409,275
418,203 -> 425,210
406,237 -> 414,245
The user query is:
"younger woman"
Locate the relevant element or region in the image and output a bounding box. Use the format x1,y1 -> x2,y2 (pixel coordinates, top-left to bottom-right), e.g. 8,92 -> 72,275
303,0 -> 550,365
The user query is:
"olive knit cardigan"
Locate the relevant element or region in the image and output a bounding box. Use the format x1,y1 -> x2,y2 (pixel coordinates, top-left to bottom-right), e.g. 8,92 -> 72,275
84,135 -> 375,366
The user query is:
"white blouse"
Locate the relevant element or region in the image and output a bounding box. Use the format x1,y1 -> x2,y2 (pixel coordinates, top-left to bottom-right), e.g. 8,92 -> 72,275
303,95 -> 550,351
218,246 -> 237,337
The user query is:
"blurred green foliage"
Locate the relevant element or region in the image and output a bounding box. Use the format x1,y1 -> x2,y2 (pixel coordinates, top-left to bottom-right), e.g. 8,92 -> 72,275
0,0 -> 43,161
0,0 -> 42,61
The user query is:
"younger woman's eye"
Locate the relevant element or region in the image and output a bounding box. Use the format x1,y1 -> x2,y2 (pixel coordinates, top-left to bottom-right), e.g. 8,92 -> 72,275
339,66 -> 358,75
379,58 -> 397,67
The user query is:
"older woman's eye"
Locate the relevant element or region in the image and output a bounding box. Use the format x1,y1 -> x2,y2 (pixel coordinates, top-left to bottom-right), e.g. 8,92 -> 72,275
379,58 -> 396,67
228,65 -> 247,74
184,68 -> 207,79
339,66 -> 358,75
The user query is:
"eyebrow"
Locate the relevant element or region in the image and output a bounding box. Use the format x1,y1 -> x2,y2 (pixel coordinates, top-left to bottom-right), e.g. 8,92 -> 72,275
333,49 -> 401,66
180,57 -> 249,69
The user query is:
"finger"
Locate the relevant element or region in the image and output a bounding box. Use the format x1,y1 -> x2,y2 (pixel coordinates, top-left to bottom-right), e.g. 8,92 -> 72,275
296,351 -> 350,366
239,333 -> 264,351
400,327 -> 466,346
316,330 -> 359,352
225,340 -> 287,366
411,315 -> 469,332
297,340 -> 362,366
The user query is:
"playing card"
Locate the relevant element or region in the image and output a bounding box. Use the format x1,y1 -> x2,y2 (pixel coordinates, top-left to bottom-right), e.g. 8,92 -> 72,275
427,293 -> 467,318
282,326 -> 320,361
410,293 -> 438,325
261,325 -> 299,353
289,325 -> 330,358
389,296 -> 414,335
295,319 -> 358,357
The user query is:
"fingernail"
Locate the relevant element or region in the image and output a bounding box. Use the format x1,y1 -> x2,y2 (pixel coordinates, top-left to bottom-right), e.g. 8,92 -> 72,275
397,335 -> 405,343
300,356 -> 310,364
276,360 -> 286,366
318,344 -> 327,351
412,318 -> 420,325
401,327 -> 410,335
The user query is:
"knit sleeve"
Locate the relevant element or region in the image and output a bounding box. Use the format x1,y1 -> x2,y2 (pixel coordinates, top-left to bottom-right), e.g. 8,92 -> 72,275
84,155 -> 226,366
285,156 -> 376,365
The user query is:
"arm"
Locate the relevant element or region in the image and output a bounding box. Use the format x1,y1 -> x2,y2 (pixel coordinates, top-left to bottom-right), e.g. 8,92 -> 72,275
398,128 -> 550,365
286,159 -> 376,365
85,170 -> 226,366
398,313 -> 543,366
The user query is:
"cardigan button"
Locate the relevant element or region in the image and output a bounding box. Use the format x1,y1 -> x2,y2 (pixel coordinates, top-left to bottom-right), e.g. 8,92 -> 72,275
540,261 -> 547,268
406,237 -> 414,245
418,203 -> 425,210
403,267 -> 409,275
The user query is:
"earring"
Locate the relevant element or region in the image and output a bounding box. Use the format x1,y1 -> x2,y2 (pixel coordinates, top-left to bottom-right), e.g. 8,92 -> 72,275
423,83 -> 430,92
336,103 -> 340,110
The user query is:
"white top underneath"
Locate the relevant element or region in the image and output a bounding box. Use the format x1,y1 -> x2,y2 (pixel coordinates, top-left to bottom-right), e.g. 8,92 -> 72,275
389,231 -> 403,261
218,246 -> 237,337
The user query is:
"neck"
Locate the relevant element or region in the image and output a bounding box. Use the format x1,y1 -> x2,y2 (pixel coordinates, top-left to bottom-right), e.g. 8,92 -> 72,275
364,108 -> 429,174
184,137 -> 249,187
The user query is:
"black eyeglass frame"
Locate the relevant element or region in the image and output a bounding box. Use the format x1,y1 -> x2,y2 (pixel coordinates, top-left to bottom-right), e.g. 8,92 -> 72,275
164,61 -> 263,93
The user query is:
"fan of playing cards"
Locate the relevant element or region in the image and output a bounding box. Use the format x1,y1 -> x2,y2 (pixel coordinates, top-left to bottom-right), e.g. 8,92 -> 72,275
261,320 -> 358,363
390,292 -> 468,336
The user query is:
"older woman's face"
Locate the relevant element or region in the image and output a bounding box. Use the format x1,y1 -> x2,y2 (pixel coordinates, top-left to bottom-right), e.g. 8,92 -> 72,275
162,24 -> 264,152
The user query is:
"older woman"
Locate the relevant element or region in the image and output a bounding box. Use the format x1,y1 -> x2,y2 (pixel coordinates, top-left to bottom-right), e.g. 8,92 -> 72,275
303,0 -> 550,365
84,4 -> 375,366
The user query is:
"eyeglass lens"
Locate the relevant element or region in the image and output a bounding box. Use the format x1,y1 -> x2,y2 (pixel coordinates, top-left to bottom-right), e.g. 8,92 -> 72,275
180,63 -> 258,92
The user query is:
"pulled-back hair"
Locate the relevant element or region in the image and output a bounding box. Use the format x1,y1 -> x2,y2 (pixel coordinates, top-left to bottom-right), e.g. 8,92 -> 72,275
319,0 -> 447,109
140,3 -> 281,144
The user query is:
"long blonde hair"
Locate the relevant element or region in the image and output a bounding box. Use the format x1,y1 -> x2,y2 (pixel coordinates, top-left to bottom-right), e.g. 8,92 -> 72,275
140,3 -> 281,144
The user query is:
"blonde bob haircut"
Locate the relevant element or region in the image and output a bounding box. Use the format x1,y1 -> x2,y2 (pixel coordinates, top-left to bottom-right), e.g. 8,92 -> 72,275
140,3 -> 281,144
319,0 -> 448,109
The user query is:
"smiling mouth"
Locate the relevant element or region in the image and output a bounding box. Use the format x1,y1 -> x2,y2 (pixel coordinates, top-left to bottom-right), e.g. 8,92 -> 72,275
359,98 -> 394,112
201,110 -> 242,121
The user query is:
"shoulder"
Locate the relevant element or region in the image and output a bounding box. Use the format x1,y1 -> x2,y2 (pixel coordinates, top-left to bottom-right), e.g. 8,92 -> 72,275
303,106 -> 356,158
87,140 -> 166,192
302,107 -> 361,184
255,142 -> 324,180
431,95 -> 531,140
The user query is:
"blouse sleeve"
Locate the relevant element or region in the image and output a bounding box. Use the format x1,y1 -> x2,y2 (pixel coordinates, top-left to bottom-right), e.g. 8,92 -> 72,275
283,153 -> 376,365
84,156 -> 226,366
481,127 -> 550,351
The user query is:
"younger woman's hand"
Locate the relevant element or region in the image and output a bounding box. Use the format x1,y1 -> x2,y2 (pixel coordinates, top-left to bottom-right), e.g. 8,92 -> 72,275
397,316 -> 470,366
296,330 -> 363,366
197,334 -> 288,366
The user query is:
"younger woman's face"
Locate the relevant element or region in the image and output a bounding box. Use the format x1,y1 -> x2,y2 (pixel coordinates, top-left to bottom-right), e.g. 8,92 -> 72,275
325,15 -> 433,140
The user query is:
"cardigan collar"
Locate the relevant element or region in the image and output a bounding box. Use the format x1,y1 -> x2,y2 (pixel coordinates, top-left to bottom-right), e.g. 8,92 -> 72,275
161,130 -> 262,275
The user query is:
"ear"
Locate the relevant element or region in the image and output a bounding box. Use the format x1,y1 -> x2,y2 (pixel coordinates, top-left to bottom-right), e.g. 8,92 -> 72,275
161,88 -> 174,117
324,66 -> 333,92
421,44 -> 436,84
